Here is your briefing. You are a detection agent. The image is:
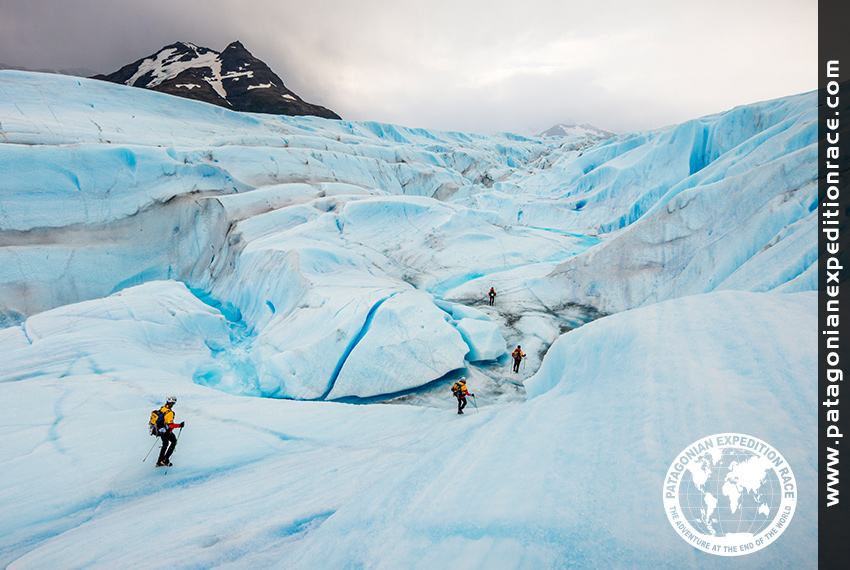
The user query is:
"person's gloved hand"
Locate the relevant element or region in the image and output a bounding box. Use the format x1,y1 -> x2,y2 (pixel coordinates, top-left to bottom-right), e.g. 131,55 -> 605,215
179,422 -> 185,428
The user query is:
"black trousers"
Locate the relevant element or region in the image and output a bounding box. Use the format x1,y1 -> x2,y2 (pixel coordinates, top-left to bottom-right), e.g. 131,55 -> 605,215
513,358 -> 521,372
489,295 -> 495,306
158,430 -> 177,462
457,396 -> 467,413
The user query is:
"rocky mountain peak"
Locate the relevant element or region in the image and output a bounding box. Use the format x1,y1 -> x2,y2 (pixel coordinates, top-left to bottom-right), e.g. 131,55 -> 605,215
92,41 -> 340,119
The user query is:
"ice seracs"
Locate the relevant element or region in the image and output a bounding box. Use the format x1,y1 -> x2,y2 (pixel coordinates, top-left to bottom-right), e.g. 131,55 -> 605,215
0,70 -> 817,399
0,70 -> 817,569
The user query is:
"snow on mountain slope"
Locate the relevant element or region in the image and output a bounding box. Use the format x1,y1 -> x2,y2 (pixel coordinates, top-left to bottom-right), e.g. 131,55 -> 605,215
539,122 -> 617,139
125,43 -> 221,90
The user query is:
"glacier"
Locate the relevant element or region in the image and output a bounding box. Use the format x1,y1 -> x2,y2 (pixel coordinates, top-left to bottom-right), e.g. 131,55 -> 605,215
0,69 -> 816,568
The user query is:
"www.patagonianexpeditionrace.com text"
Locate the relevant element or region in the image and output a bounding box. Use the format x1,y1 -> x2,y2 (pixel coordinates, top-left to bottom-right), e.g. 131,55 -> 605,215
823,60 -> 843,509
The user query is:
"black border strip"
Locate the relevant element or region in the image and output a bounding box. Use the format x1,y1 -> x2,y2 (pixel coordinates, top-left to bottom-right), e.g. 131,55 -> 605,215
820,2 -> 850,567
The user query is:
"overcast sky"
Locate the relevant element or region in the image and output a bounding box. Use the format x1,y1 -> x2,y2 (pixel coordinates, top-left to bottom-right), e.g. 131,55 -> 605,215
0,0 -> 817,135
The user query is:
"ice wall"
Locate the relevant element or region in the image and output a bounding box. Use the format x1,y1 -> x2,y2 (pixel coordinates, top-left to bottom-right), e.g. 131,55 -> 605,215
0,71 -> 817,398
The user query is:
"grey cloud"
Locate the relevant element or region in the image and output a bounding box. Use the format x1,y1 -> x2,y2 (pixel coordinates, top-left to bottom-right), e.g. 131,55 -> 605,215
0,0 -> 817,134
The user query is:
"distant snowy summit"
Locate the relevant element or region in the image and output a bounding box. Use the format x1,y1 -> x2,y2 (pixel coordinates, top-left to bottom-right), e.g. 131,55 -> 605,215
539,123 -> 616,139
91,41 -> 341,120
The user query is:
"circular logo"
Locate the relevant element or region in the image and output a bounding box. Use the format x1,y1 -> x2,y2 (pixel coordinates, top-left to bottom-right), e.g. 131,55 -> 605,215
662,433 -> 796,556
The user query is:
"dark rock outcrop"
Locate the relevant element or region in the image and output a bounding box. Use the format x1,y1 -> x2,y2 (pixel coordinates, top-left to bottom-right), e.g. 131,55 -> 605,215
92,41 -> 340,119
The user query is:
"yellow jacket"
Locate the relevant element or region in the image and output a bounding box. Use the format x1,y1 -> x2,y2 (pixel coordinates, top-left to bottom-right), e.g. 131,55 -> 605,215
159,406 -> 176,428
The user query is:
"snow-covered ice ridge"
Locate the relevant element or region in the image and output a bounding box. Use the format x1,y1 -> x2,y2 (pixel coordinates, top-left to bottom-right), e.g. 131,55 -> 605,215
0,71 -> 816,568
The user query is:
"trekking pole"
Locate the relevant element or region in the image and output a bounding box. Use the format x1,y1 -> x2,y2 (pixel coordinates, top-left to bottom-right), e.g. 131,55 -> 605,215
143,438 -> 160,462
471,395 -> 479,412
164,427 -> 183,475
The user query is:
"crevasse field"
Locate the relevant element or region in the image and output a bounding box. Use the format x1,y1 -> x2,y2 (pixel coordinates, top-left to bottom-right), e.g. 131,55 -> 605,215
0,71 -> 816,569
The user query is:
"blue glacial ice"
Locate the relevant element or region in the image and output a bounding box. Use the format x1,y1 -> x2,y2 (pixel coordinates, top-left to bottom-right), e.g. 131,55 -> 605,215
0,70 -> 817,569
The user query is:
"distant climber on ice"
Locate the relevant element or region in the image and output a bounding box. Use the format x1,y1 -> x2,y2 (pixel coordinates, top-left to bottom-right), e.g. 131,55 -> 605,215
488,287 -> 496,306
152,395 -> 184,467
451,378 -> 473,414
511,346 -> 526,373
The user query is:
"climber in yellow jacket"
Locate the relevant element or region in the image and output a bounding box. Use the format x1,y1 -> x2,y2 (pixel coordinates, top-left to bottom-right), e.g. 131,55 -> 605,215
153,395 -> 185,467
451,378 -> 474,414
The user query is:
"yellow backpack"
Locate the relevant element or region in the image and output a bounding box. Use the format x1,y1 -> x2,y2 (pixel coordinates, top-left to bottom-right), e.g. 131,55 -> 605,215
148,408 -> 165,436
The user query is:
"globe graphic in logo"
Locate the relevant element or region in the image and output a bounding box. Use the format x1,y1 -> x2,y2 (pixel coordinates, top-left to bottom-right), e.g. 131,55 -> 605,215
678,447 -> 782,537
663,433 -> 796,556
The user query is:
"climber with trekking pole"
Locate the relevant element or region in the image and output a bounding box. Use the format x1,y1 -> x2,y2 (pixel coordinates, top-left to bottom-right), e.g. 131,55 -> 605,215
147,395 -> 185,468
451,378 -> 474,415
511,345 -> 526,373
